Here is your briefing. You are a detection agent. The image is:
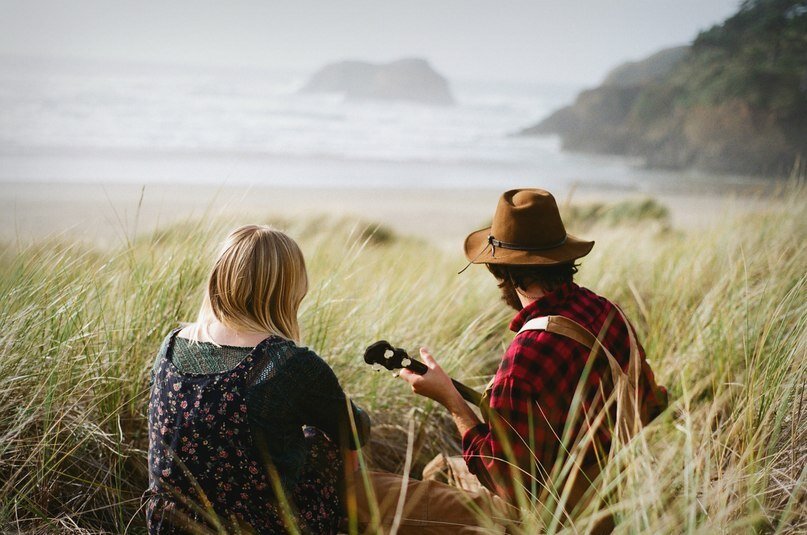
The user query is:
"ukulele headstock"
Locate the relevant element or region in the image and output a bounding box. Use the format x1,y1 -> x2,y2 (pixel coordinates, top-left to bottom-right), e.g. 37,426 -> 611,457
364,340 -> 412,371
363,340 -> 482,406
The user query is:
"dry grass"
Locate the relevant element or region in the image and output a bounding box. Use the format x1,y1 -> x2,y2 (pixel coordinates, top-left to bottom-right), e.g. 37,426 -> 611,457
0,187 -> 804,533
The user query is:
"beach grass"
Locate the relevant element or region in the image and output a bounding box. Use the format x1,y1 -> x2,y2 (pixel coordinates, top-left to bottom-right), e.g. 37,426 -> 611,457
0,188 -> 804,533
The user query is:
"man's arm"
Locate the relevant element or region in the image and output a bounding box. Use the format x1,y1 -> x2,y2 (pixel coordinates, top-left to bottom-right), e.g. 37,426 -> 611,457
398,348 -> 482,436
461,377 -> 551,501
400,345 -> 565,502
443,384 -> 483,437
398,349 -> 537,499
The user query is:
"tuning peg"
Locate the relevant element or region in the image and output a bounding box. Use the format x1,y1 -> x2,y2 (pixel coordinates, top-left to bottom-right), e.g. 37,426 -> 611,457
372,363 -> 382,372
384,349 -> 394,360
401,358 -> 411,367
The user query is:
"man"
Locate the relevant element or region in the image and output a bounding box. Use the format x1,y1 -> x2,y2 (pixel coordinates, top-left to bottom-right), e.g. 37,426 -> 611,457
401,188 -> 667,526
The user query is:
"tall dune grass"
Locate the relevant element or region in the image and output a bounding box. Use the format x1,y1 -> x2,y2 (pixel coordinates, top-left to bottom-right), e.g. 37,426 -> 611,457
0,189 -> 804,533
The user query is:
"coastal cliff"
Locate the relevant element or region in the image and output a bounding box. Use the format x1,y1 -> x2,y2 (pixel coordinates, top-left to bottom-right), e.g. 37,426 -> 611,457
300,58 -> 455,106
521,0 -> 807,176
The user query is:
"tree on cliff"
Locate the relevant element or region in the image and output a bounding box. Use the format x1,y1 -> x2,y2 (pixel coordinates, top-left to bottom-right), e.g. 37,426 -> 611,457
524,0 -> 807,176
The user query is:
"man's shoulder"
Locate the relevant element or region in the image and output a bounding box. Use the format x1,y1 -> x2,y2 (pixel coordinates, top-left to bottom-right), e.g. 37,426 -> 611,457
497,328 -> 576,380
495,285 -> 620,379
565,285 -> 636,364
569,283 -> 613,311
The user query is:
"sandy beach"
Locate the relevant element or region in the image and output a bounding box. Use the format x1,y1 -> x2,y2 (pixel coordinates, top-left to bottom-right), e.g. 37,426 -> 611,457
1,181 -> 780,251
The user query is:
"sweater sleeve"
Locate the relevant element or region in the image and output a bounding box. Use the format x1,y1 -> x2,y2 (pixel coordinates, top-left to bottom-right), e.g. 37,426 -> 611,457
288,349 -> 371,450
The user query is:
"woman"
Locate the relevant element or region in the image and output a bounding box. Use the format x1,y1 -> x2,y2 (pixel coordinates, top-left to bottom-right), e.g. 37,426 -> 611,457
145,225 -> 370,534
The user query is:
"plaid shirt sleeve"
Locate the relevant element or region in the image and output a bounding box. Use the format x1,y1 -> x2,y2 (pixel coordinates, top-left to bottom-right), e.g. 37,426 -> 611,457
462,330 -> 583,502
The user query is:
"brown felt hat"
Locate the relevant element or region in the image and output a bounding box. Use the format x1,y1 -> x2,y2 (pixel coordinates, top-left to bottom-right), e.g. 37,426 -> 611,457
463,188 -> 594,266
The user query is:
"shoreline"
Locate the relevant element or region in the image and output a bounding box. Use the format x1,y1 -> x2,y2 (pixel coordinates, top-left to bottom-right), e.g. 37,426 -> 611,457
0,181 -> 782,251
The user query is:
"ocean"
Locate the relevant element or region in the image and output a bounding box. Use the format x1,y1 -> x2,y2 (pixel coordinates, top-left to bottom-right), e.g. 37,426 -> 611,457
0,58 -> 763,193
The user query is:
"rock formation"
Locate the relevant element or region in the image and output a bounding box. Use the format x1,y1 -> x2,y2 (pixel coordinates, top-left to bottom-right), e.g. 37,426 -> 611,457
300,58 -> 455,106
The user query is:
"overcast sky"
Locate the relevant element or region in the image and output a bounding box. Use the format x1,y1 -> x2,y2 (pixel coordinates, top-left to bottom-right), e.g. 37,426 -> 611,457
0,0 -> 741,86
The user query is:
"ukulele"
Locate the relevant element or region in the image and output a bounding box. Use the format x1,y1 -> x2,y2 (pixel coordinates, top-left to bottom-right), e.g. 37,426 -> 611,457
364,340 -> 483,406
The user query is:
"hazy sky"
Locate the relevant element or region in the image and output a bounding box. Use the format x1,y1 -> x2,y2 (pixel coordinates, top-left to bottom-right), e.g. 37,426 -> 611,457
0,0 -> 741,85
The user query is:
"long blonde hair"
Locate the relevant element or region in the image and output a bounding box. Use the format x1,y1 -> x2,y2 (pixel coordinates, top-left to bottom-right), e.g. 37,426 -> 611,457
193,225 -> 308,342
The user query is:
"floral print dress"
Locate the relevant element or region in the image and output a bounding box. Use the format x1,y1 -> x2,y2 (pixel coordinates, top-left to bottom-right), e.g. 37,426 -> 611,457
145,329 -> 359,534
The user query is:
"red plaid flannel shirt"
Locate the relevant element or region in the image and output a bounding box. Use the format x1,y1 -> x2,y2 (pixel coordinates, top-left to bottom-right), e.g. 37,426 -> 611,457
462,282 -> 662,502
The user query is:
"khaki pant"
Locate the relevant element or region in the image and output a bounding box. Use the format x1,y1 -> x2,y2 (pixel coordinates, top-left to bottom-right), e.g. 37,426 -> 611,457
343,470 -> 515,534
422,454 -> 615,535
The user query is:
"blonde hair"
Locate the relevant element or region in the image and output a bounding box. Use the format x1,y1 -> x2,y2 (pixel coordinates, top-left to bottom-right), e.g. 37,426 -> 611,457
193,225 -> 308,342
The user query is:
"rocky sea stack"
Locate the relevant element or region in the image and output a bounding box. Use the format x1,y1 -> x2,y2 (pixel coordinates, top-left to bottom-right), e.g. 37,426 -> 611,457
300,58 -> 455,106
521,0 -> 807,176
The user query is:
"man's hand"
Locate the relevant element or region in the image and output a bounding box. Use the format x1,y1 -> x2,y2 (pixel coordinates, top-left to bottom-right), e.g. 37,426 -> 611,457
399,348 -> 463,410
399,347 -> 483,438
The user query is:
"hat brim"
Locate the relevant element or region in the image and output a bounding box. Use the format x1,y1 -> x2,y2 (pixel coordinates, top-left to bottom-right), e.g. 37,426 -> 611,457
463,227 -> 594,266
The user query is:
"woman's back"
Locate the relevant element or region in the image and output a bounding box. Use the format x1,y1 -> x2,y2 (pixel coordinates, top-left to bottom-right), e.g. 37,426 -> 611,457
146,328 -> 368,534
147,329 -> 285,533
